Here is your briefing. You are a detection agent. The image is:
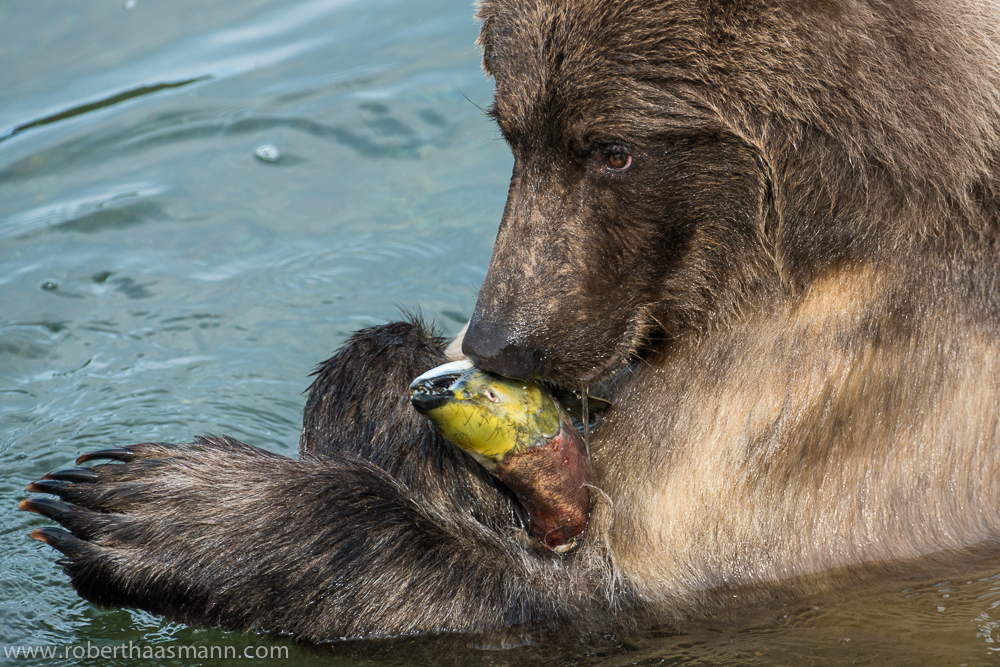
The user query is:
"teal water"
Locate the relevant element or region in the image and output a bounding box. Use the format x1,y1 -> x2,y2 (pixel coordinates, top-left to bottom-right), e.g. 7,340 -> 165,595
2,2 -> 1000,666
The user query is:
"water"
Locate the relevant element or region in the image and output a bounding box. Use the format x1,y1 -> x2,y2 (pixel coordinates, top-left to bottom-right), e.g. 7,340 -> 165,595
1,1 -> 999,665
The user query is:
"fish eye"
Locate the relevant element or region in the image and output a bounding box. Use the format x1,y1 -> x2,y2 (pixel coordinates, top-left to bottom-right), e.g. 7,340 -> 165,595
484,389 -> 500,403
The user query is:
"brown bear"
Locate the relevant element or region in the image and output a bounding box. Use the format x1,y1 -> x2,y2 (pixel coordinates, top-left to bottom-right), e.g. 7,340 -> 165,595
21,0 -> 1000,644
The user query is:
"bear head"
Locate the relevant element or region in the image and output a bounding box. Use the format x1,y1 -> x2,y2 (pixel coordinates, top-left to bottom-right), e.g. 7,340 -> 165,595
462,0 -> 1000,386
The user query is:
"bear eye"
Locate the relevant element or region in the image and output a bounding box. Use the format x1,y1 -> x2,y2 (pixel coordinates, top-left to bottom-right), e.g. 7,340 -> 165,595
605,149 -> 632,172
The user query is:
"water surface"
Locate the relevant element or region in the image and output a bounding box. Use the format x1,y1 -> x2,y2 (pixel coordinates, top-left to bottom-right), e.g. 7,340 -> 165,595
2,2 -> 999,665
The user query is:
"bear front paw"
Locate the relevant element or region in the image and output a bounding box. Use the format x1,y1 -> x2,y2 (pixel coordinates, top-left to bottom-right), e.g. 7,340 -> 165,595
21,443 -> 168,554
19,437 -> 297,622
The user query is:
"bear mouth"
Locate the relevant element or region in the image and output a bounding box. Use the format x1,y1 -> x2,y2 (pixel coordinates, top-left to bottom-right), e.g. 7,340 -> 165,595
549,307 -> 655,388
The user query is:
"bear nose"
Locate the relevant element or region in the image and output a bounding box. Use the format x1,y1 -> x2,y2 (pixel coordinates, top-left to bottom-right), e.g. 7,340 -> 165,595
462,318 -> 542,381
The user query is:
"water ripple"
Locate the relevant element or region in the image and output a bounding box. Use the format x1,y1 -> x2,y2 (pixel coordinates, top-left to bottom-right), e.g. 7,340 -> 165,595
0,182 -> 167,241
0,0 -> 360,144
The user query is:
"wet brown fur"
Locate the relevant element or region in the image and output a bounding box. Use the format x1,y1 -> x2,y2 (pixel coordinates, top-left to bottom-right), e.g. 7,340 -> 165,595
461,0 -> 1000,605
466,0 -> 1000,382
22,0 -> 1000,644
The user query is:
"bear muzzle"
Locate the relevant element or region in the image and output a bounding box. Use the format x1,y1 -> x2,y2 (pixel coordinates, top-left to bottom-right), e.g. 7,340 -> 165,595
462,314 -> 545,381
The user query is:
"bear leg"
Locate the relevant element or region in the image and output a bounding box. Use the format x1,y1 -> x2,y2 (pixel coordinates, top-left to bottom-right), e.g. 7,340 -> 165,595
21,433 -> 592,640
20,322 -> 601,640
299,320 -> 517,523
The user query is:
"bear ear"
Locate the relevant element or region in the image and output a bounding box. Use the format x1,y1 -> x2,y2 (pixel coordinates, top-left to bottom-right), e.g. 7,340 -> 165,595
474,0 -> 499,23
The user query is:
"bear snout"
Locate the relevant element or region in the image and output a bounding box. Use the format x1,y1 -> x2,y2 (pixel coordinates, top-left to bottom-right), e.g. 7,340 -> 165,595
462,314 -> 544,381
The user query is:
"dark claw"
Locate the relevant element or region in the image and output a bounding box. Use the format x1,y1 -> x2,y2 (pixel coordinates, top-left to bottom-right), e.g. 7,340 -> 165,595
76,447 -> 135,465
25,480 -> 69,495
42,467 -> 100,483
29,527 -> 88,555
18,498 -> 78,522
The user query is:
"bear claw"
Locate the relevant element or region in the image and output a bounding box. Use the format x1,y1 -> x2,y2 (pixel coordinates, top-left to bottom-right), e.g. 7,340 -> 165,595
76,447 -> 135,464
19,498 -> 78,522
42,467 -> 100,483
29,526 -> 87,555
25,480 -> 69,495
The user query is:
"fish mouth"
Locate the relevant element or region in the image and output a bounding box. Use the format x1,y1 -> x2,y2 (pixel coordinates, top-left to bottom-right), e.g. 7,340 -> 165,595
410,390 -> 450,413
409,359 -> 474,414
